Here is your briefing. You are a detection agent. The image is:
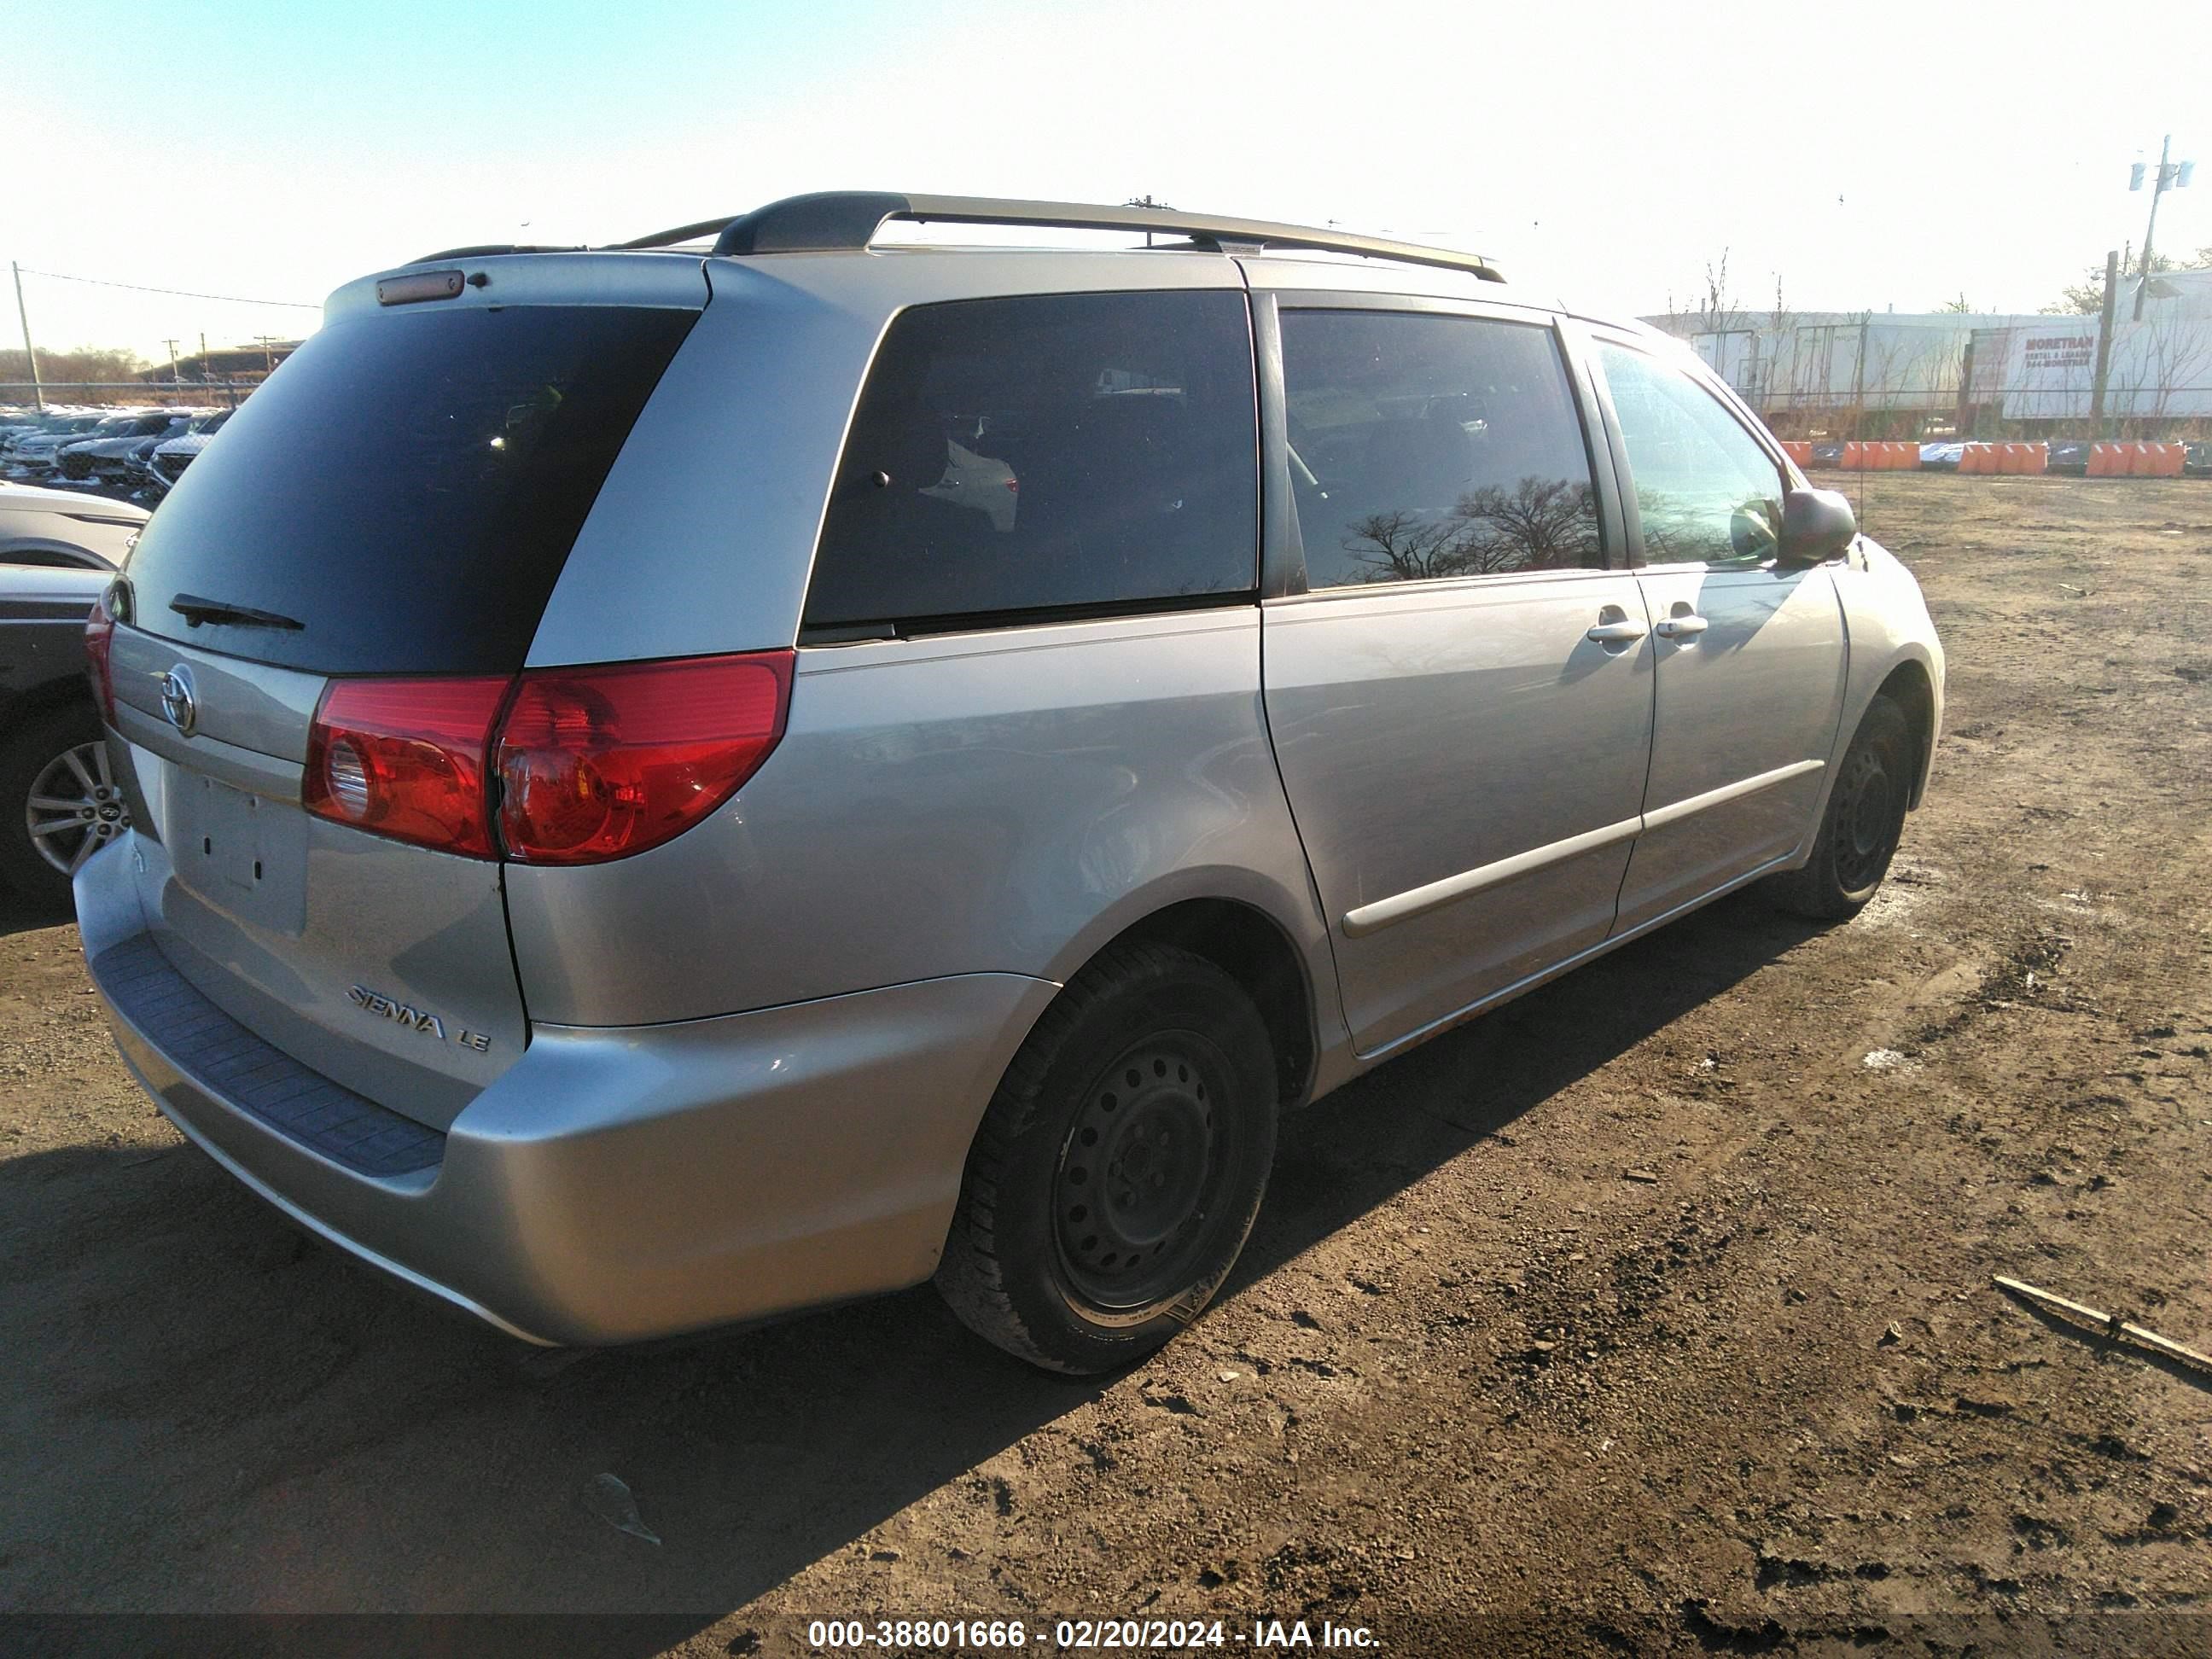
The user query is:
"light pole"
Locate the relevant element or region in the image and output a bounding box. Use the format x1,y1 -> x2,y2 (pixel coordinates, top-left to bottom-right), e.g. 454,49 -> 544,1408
2129,135 -> 2197,321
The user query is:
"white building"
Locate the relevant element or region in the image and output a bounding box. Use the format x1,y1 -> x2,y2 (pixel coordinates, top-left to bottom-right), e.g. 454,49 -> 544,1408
1644,273 -> 2212,428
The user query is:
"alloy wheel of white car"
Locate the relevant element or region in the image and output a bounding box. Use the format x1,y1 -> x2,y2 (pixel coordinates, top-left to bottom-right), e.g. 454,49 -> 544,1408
26,738 -> 130,876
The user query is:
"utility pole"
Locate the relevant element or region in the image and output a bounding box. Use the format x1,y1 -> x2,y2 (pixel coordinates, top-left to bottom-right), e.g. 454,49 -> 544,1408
163,338 -> 181,386
2130,134 -> 2197,321
1851,311 -> 1870,442
2090,249 -> 2120,435
10,261 -> 44,412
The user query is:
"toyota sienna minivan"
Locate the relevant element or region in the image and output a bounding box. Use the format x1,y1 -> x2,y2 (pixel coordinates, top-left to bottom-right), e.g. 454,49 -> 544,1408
76,192 -> 1942,1373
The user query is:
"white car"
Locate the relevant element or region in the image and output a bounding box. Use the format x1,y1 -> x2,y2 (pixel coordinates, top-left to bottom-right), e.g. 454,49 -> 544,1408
0,480 -> 148,569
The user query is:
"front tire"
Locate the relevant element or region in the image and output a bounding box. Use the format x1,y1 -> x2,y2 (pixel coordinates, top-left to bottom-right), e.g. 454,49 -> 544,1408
1768,695 -> 1914,920
936,941 -> 1279,1374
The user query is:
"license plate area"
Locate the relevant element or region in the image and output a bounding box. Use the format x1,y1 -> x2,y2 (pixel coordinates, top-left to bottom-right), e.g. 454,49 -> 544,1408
172,775 -> 308,934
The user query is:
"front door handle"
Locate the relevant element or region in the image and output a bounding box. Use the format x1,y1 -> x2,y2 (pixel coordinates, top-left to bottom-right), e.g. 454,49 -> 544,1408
1654,614 -> 1709,640
1586,620 -> 1648,643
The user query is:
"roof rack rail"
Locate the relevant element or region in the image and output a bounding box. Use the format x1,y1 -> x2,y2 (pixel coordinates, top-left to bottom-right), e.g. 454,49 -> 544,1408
617,191 -> 1505,282
407,242 -> 589,264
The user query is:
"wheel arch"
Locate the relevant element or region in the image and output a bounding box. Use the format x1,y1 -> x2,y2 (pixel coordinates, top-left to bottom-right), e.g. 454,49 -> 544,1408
1090,896 -> 1320,1111
0,677 -> 100,752
1871,655 -> 1938,809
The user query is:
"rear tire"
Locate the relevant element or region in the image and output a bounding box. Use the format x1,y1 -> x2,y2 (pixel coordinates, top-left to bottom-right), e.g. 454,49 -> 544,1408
1768,696 -> 1914,921
0,706 -> 127,909
935,941 -> 1278,1375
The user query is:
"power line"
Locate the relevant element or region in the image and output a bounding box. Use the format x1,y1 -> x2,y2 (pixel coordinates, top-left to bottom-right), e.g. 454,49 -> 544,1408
15,266 -> 319,310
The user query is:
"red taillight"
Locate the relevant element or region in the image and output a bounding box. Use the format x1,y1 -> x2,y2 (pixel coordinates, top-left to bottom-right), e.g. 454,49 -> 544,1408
303,678 -> 510,857
496,651 -> 794,865
299,652 -> 794,864
84,591 -> 118,724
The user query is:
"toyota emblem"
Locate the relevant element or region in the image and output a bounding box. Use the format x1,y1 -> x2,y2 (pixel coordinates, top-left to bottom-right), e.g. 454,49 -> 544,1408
158,665 -> 198,736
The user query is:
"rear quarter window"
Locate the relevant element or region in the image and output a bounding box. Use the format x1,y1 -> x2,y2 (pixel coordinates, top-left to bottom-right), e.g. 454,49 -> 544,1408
804,289 -> 1258,634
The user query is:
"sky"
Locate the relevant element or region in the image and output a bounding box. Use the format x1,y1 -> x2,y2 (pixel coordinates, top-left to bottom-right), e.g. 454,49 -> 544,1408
9,0 -> 2208,368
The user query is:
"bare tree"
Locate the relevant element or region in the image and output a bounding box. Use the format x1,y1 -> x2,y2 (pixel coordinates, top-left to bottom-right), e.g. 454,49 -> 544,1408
1342,478 -> 1598,582
0,344 -> 152,403
1699,249 -> 1735,326
2044,245 -> 2212,314
2110,314 -> 2212,436
1341,509 -> 1472,584
1452,478 -> 1600,573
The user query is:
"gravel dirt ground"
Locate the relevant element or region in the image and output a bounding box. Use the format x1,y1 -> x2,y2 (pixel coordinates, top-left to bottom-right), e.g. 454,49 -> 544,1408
2,473 -> 2209,1656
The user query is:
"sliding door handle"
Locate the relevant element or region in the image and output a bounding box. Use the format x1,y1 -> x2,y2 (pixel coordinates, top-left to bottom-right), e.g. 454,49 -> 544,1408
1585,620 -> 1648,643
1655,614 -> 1709,640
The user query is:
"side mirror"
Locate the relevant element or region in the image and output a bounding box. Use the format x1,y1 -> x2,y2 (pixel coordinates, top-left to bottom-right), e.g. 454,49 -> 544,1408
1777,487 -> 1857,565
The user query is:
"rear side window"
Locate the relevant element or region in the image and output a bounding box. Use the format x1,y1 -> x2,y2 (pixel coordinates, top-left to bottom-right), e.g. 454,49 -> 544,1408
804,290 -> 1257,634
122,305 -> 698,675
1280,310 -> 1602,588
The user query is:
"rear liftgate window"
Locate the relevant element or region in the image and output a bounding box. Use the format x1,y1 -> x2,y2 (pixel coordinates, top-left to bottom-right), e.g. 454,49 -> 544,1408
805,289 -> 1258,636
120,304 -> 699,675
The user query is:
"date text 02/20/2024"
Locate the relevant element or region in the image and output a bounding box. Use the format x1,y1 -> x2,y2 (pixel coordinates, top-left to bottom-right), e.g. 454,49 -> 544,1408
805,1618 -> 1381,1650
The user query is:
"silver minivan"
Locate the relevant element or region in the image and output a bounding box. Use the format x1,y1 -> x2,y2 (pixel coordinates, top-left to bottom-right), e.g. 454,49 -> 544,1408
76,193 -> 1942,1373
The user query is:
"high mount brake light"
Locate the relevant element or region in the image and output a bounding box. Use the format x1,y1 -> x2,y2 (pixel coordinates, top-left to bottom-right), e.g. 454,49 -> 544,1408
300,652 -> 795,864
497,652 -> 795,865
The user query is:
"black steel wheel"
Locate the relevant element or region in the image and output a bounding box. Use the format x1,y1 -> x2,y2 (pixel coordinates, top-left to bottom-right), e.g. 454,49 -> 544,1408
938,940 -> 1278,1373
1768,695 -> 1914,921
1054,1033 -> 1234,1314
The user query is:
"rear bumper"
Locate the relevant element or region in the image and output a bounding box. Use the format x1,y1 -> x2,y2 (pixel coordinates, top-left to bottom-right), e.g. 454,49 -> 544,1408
76,841 -> 1057,1346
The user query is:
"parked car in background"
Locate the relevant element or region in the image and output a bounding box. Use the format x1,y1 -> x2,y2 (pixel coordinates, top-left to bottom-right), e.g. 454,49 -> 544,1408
148,408 -> 234,489
2046,439 -> 2092,476
1918,441 -> 1964,471
55,411 -> 195,484
0,479 -> 147,568
3,413 -> 108,474
26,412 -> 162,480
78,190 -> 1943,1373
2182,440 -> 2209,478
1,562 -> 130,902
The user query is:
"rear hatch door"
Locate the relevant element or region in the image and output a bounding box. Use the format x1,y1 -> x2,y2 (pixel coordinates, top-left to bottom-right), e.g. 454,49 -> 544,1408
106,260 -> 705,1129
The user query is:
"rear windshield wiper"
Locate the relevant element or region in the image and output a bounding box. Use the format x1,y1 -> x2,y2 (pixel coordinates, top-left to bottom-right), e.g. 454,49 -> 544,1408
169,593 -> 306,632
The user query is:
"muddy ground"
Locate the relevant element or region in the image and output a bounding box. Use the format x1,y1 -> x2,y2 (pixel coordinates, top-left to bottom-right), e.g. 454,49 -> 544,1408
2,473 -> 2209,1656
